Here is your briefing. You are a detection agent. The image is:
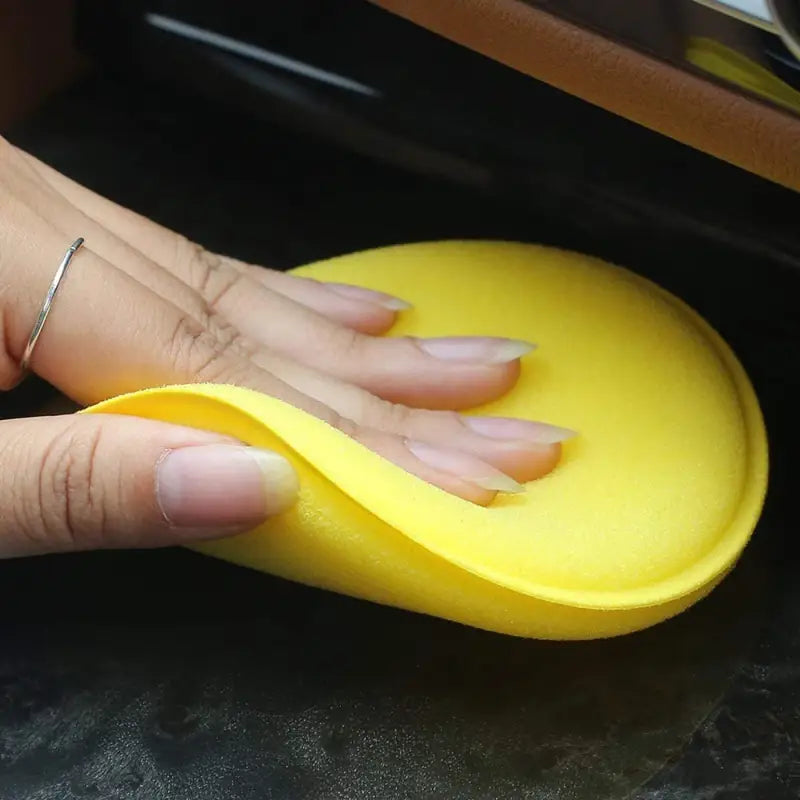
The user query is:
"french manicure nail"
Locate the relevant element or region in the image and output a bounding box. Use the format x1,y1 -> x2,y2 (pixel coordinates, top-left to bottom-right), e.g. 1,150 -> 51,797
464,416 -> 577,444
157,444 -> 298,531
416,337 -> 535,365
325,282 -> 412,311
405,439 -> 524,494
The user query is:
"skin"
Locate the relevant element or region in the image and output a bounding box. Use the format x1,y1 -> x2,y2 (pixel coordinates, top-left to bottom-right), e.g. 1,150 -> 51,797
0,137 -> 571,558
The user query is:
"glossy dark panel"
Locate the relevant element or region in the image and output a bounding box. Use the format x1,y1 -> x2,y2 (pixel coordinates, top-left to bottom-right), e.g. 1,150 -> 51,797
76,0 -> 800,118
71,0 -> 800,204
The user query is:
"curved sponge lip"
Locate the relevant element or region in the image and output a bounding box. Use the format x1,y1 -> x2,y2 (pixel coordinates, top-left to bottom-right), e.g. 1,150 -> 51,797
86,241 -> 769,617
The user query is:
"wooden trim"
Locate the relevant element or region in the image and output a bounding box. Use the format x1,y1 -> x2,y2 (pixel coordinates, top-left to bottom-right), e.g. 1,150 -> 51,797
369,0 -> 800,191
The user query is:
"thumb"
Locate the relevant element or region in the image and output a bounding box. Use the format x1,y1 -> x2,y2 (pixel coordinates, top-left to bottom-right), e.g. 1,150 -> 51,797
0,413 -> 298,558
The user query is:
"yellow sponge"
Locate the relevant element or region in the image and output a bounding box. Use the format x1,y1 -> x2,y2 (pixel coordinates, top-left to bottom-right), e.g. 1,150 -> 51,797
85,242 -> 768,639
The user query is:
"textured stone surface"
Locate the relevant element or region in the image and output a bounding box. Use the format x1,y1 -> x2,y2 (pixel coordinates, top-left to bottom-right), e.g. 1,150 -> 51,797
0,545 -> 773,800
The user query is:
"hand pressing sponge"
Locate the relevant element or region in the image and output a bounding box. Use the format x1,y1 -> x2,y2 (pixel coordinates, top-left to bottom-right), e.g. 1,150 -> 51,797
86,241 -> 768,639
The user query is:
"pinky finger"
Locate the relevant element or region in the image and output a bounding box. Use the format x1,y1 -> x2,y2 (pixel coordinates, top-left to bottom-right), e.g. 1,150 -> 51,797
340,420 -> 523,506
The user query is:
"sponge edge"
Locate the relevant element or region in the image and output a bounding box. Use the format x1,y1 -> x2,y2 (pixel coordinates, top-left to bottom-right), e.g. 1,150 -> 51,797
84,242 -> 768,639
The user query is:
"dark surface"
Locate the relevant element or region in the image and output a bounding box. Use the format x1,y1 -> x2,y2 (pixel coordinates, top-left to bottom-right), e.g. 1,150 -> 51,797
1,73 -> 799,799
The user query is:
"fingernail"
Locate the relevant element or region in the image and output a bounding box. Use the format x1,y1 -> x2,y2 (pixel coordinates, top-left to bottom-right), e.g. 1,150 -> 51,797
405,439 -> 523,493
464,416 -> 577,444
325,282 -> 412,311
416,337 -> 535,364
157,444 -> 298,531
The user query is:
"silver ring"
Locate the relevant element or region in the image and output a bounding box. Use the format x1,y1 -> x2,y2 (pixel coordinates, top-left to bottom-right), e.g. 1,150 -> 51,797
19,237 -> 84,375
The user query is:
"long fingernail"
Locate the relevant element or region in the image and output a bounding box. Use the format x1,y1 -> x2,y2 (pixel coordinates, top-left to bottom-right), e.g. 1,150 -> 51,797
464,416 -> 577,444
325,282 -> 412,311
405,439 -> 523,493
157,445 -> 298,531
416,337 -> 535,364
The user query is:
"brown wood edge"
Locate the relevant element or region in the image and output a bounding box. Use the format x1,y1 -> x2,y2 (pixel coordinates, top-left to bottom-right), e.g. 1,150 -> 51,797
368,0 -> 800,191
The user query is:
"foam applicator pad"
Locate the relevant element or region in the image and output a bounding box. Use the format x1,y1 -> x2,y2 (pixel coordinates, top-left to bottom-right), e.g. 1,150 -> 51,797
86,242 -> 768,639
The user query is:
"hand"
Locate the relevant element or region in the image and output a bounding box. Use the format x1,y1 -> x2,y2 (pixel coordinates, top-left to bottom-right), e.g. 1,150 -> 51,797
0,137 -> 572,558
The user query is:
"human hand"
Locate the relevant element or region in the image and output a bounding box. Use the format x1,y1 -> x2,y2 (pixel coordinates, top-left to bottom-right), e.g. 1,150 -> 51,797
0,137 -> 572,557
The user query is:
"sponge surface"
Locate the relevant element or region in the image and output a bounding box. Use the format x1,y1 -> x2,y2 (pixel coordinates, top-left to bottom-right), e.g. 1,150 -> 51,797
86,242 -> 768,638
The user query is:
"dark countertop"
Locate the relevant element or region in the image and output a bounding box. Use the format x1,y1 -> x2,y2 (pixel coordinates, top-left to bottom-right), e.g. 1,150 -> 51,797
0,74 -> 799,800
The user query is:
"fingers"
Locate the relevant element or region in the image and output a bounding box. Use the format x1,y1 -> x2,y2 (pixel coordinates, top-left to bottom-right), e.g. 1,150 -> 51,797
253,353 -> 572,483
18,148 -> 405,334
0,194 -> 307,407
236,267 -> 410,335
16,147 -> 184,271
183,260 -> 528,410
9,145 -> 212,325
5,143 -> 569,504
0,208 -> 523,503
340,421 -> 513,506
0,215 -> 518,504
0,413 -> 298,558
18,146 -> 527,409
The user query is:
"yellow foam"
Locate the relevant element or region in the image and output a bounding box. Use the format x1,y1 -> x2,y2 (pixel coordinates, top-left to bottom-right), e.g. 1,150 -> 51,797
85,242 -> 768,639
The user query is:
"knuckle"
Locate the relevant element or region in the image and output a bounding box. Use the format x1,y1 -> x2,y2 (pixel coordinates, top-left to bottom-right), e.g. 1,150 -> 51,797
182,242 -> 218,295
362,396 -> 412,432
173,236 -> 205,281
165,311 -> 254,384
359,397 -> 454,439
34,421 -> 107,549
184,244 -> 243,309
